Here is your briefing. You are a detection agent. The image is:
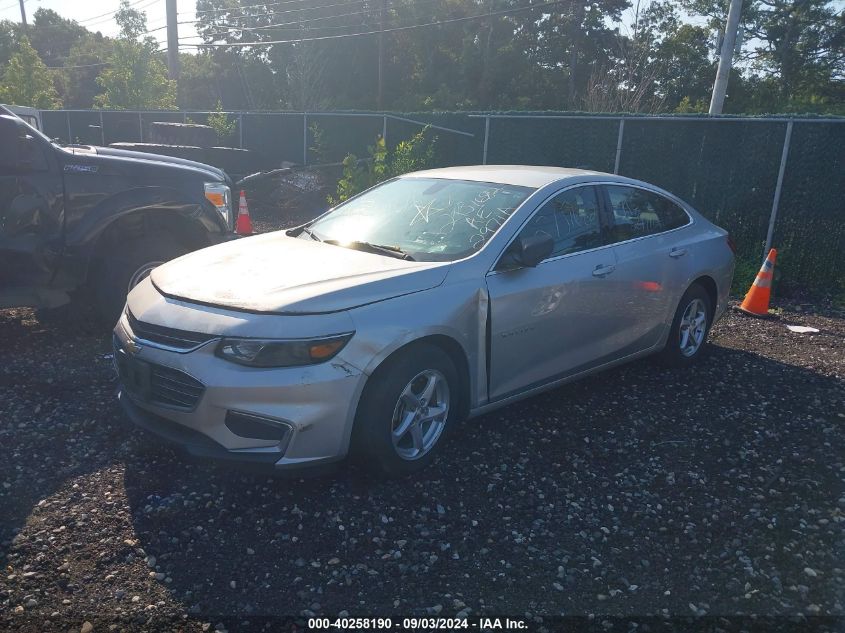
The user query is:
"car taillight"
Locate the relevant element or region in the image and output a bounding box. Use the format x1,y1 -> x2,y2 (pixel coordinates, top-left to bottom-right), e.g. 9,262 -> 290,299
726,235 -> 737,254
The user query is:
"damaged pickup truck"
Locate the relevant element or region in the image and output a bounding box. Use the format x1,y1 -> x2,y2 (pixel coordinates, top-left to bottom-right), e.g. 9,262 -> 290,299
0,105 -> 234,322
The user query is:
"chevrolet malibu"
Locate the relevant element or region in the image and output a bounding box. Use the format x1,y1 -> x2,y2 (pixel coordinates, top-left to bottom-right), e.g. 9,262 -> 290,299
114,166 -> 735,475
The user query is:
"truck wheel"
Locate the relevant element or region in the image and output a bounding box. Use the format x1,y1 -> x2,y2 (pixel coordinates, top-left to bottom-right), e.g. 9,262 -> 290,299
94,236 -> 186,324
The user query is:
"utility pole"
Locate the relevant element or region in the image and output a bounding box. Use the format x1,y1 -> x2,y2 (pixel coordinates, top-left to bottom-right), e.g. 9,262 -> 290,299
166,0 -> 180,80
18,0 -> 26,29
708,0 -> 742,114
377,0 -> 386,111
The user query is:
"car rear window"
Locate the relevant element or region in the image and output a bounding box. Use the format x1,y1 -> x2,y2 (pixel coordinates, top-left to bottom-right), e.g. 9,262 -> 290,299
606,185 -> 690,242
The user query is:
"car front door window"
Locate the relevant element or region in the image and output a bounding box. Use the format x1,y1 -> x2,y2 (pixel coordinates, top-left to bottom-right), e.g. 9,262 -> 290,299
485,185 -> 623,400
519,186 -> 604,259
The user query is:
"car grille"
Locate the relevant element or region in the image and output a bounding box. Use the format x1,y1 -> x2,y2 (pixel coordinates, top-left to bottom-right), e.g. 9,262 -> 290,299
127,311 -> 217,351
149,365 -> 205,410
114,336 -> 206,411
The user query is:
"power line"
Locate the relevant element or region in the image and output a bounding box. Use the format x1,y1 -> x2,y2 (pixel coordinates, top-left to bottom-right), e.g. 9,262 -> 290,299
194,0 -> 368,24
198,3 -> 394,35
77,0 -> 158,24
182,20 -> 357,37
188,0 -> 358,16
46,61 -> 111,70
188,0 -> 461,38
0,0 -> 22,12
183,0 -> 563,48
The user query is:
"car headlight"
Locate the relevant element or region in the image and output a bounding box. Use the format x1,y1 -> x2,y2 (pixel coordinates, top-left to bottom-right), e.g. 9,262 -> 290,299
204,182 -> 232,226
215,333 -> 354,368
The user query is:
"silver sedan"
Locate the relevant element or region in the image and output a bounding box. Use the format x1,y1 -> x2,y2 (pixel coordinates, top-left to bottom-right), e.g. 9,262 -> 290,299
114,166 -> 735,475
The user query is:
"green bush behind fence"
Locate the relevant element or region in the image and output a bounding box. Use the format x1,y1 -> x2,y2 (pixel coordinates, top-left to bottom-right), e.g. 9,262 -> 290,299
42,110 -> 844,296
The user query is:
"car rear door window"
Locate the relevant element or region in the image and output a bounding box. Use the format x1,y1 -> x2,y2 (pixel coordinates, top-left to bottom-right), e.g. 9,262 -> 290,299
521,186 -> 604,258
605,185 -> 690,242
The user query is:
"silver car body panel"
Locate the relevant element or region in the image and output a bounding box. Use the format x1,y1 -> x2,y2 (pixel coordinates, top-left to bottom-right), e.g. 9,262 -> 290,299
151,230 -> 450,314
118,167 -> 735,468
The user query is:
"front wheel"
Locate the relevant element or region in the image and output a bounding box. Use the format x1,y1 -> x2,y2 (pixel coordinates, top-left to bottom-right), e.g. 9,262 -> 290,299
352,344 -> 459,477
658,283 -> 713,367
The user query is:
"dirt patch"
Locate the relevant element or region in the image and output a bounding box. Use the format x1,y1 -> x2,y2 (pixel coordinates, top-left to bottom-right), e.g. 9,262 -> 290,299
239,165 -> 341,234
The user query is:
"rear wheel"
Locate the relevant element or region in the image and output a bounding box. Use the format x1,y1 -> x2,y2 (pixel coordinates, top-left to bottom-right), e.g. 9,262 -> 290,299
93,236 -> 186,325
352,344 -> 458,477
659,283 -> 712,367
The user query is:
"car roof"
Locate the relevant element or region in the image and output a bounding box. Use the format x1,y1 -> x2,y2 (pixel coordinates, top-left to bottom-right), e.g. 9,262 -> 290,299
402,165 -> 607,188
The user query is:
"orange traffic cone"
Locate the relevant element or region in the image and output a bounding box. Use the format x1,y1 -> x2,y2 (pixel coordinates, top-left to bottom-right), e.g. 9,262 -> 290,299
739,248 -> 777,317
235,189 -> 253,236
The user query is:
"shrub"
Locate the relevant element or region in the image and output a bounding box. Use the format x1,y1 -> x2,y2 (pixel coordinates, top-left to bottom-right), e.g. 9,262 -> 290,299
328,127 -> 436,205
207,100 -> 237,144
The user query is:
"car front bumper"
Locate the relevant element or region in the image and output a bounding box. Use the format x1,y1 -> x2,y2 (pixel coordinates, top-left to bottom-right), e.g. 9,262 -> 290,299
113,311 -> 368,471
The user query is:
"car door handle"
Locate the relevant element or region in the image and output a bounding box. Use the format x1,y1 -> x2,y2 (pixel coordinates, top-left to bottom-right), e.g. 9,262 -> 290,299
592,264 -> 616,278
669,247 -> 688,258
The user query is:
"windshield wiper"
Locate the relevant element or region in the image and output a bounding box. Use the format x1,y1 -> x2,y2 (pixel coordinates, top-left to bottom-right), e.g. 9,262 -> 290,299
324,240 -> 415,261
300,226 -> 322,242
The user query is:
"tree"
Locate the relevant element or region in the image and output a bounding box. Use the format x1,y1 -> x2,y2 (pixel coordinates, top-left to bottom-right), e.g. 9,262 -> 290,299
0,19 -> 19,67
62,34 -> 114,108
94,1 -> 176,109
95,42 -> 177,110
28,8 -> 89,67
0,36 -> 62,108
628,1 -> 715,110
681,0 -> 845,113
115,0 -> 148,40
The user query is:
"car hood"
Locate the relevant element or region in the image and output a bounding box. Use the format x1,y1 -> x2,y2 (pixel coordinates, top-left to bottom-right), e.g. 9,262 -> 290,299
63,145 -> 228,182
150,231 -> 450,314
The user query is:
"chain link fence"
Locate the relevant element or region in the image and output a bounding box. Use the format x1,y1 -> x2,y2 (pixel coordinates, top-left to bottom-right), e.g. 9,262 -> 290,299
41,109 -> 844,296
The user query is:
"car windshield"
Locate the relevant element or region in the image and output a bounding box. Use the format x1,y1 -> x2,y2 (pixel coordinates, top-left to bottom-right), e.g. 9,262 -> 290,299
304,177 -> 534,261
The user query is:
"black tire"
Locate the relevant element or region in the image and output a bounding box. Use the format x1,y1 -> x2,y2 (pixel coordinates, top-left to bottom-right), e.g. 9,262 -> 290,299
351,344 -> 459,477
658,283 -> 713,367
93,236 -> 186,325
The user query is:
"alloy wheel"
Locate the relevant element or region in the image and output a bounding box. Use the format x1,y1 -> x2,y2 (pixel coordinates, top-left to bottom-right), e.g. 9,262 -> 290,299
679,298 -> 707,357
390,369 -> 450,460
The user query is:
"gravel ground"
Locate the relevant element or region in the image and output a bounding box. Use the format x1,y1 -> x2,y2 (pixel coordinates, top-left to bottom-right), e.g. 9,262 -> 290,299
1,211 -> 843,631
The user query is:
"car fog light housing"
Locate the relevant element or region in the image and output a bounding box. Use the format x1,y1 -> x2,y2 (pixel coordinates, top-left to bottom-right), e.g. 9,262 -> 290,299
225,411 -> 293,445
215,333 -> 354,368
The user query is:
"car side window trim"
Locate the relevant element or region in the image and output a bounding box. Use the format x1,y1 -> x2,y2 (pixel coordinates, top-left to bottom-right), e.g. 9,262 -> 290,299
489,184 -> 615,273
599,183 -> 694,246
488,181 -> 697,275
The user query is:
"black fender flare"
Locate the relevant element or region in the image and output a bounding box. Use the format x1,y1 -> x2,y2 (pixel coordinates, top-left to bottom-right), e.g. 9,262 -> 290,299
64,185 -> 228,248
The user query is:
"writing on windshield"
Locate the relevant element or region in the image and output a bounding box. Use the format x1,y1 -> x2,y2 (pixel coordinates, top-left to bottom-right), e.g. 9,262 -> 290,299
309,178 -> 533,262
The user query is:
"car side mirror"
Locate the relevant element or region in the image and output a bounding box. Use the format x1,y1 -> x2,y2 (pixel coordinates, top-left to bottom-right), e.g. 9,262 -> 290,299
500,232 -> 555,270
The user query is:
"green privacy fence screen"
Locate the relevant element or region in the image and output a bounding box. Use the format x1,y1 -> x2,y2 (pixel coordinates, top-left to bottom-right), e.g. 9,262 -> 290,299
41,110 -> 844,296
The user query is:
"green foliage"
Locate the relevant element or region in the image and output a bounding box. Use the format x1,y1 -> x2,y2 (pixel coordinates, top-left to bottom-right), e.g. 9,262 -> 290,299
115,0 -> 147,41
0,0 -> 843,115
62,35 -> 113,108
93,0 -> 175,110
328,128 -> 437,205
94,39 -> 176,110
389,128 -> 437,178
308,122 -> 327,164
675,96 -> 708,113
207,100 -> 237,143
0,36 -> 61,108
